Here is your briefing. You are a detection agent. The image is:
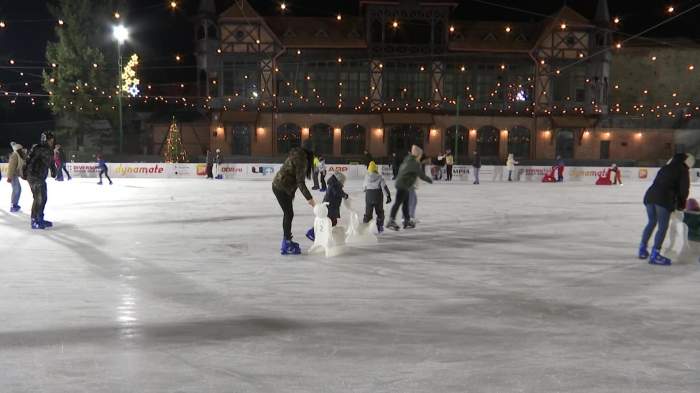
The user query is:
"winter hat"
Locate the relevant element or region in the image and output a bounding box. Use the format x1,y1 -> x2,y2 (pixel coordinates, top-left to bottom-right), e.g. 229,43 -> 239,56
333,172 -> 347,185
411,145 -> 423,158
368,161 -> 378,173
687,198 -> 700,211
685,153 -> 696,168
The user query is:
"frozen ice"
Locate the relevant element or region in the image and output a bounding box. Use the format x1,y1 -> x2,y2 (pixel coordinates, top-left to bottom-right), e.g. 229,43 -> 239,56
1,178 -> 700,392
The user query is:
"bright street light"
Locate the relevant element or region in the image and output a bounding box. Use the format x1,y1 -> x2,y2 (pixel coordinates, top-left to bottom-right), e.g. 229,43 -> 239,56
113,25 -> 129,44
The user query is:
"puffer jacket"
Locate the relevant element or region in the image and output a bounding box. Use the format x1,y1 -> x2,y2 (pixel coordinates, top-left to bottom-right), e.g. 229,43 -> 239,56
643,153 -> 690,211
26,143 -> 56,182
323,174 -> 348,219
395,155 -> 433,190
272,147 -> 313,200
363,172 -> 391,197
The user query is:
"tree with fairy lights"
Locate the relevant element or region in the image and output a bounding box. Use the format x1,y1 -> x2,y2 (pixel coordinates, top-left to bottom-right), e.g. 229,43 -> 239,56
163,117 -> 188,163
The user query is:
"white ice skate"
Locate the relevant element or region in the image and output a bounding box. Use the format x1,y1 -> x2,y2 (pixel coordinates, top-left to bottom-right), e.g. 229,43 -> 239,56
307,203 -> 346,257
343,197 -> 378,245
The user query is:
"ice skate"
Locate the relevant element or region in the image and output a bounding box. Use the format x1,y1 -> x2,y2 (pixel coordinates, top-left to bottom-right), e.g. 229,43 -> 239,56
638,245 -> 650,259
280,239 -> 301,255
404,219 -> 416,229
97,181 -> 103,185
31,219 -> 46,230
306,228 -> 315,241
377,224 -> 384,234
649,249 -> 672,266
10,205 -> 20,213
386,220 -> 400,231
39,215 -> 53,228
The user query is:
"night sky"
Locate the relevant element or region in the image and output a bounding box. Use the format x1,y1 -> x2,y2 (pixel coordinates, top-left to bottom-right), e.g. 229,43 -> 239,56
0,0 -> 698,123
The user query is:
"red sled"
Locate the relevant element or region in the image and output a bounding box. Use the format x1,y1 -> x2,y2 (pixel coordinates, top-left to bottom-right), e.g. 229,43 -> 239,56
542,167 -> 557,183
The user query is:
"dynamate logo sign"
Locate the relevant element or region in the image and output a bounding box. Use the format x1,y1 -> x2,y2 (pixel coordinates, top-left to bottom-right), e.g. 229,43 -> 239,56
220,166 -> 243,173
115,164 -> 165,176
251,166 -> 275,176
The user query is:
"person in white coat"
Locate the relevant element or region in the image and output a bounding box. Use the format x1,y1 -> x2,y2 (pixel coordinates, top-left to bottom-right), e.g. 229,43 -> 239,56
506,154 -> 519,182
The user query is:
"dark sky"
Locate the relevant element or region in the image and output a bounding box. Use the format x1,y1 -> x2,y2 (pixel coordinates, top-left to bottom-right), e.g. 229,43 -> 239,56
0,0 -> 698,121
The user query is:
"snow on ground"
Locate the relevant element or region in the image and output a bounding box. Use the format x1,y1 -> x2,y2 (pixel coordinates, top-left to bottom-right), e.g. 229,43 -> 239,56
0,177 -> 699,393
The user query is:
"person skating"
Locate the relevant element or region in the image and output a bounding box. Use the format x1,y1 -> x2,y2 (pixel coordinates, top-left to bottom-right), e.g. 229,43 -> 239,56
555,156 -> 565,182
205,148 -> 214,179
363,150 -> 374,168
312,155 -> 320,190
391,152 -> 402,180
387,145 -> 433,231
639,153 -> 693,265
472,151 -> 481,184
25,132 -> 57,229
363,161 -> 391,233
506,153 -> 518,182
56,144 -> 71,180
318,155 -> 327,192
445,149 -> 454,181
53,145 -> 64,181
6,142 -> 27,213
97,154 -> 113,185
214,148 -> 223,179
272,140 -> 316,255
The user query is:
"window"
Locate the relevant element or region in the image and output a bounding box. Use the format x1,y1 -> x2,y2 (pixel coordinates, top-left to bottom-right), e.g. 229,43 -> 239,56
600,140 -> 610,160
277,123 -> 301,154
553,64 -> 586,103
223,60 -> 259,98
338,61 -> 369,102
508,126 -> 531,159
556,129 -> 575,159
383,62 -> 431,101
388,125 -> 425,156
309,123 -> 333,155
341,124 -> 366,155
230,123 -> 251,156
445,125 -> 468,158
477,126 -> 500,157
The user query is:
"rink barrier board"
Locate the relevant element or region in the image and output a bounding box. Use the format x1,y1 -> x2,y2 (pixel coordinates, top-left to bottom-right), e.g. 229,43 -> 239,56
2,163 -> 699,183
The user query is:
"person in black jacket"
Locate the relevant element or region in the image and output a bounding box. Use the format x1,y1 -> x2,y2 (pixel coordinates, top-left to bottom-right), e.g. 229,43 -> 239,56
391,152 -> 402,180
639,153 -> 694,265
472,151 -> 482,184
26,131 -> 57,229
323,172 -> 349,226
363,150 -> 374,168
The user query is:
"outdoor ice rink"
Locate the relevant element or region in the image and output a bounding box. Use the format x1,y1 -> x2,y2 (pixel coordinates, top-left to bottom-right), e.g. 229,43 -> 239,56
1,177 -> 699,393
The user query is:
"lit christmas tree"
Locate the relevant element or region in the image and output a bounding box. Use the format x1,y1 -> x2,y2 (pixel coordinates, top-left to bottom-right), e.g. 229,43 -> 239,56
163,116 -> 188,163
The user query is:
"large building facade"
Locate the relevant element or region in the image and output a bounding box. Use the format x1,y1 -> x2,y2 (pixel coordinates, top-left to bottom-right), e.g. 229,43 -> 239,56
192,0 -> 686,164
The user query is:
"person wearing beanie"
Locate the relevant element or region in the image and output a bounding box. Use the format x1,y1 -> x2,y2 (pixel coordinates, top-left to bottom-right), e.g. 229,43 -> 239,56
639,153 -> 693,265
363,161 -> 392,233
387,145 -> 432,231
272,139 -> 316,255
6,142 -> 27,212
322,171 -> 349,226
25,131 -> 57,229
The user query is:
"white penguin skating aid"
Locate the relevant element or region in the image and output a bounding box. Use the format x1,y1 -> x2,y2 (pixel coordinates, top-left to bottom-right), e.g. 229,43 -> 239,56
307,203 -> 346,257
343,197 -> 378,244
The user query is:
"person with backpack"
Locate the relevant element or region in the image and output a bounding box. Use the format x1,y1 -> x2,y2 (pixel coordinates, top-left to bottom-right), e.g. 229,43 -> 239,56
6,142 -> 27,213
25,132 -> 57,229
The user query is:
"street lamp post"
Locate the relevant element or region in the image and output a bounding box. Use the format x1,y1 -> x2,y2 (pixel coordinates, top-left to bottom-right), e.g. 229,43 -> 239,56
113,25 -> 129,154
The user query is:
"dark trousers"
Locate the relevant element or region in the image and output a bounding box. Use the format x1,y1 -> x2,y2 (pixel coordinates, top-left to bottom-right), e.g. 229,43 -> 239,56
29,181 -> 47,220
364,189 -> 385,227
312,170 -> 319,189
392,165 -> 399,179
446,165 -> 453,181
641,204 -> 671,251
99,168 -> 112,184
273,186 -> 294,240
61,163 -> 71,179
206,164 -> 213,178
319,171 -> 327,190
389,188 -> 411,223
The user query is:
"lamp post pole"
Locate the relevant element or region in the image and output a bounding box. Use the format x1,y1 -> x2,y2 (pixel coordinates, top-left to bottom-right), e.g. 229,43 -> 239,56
117,40 -> 124,154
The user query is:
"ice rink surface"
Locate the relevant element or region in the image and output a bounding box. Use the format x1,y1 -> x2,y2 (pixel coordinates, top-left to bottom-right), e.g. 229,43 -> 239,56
1,177 -> 699,393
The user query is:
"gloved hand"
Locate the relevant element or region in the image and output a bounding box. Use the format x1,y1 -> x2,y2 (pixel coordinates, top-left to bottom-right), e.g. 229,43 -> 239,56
386,196 -> 392,204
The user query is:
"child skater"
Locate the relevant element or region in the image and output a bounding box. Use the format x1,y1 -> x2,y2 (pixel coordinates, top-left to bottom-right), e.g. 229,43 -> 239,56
97,154 -> 113,185
306,172 -> 348,241
363,161 -> 392,233
318,155 -> 327,192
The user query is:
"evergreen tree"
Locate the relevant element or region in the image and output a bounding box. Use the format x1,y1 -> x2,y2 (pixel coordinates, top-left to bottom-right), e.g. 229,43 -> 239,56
43,0 -> 124,144
163,117 -> 188,163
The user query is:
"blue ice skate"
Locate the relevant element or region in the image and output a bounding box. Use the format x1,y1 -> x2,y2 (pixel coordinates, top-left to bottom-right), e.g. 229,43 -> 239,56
10,205 -> 20,213
377,224 -> 384,234
649,249 -> 671,266
305,228 -> 315,241
31,219 -> 46,230
638,245 -> 650,259
280,239 -> 301,255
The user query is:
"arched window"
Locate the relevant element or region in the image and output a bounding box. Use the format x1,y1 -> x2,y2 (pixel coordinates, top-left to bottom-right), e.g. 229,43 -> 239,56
477,126 -> 500,157
508,126 -> 531,159
231,123 -> 251,155
310,123 -> 333,155
555,129 -> 575,159
445,125 -> 468,159
388,125 -> 425,156
277,123 -> 301,154
341,124 -> 366,155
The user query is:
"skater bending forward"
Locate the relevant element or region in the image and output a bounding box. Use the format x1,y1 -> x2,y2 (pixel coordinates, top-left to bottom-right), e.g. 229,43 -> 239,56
363,161 -> 391,233
272,140 -> 316,255
639,153 -> 693,265
387,145 -> 432,231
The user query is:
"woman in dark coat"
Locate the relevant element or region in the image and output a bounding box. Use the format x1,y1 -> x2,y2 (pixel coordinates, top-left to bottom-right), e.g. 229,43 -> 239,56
639,153 -> 693,265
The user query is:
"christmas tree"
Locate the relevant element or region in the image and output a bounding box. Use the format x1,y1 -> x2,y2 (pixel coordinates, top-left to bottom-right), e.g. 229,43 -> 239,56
163,117 -> 188,163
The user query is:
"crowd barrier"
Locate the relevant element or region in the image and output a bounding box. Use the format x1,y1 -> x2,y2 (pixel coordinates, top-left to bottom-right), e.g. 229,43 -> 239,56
1,162 -> 698,183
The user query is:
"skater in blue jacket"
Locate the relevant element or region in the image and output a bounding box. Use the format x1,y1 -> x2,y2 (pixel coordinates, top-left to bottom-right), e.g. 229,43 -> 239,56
97,155 -> 113,185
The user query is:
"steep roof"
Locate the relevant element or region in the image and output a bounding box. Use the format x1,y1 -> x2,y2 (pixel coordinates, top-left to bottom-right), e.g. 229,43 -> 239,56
219,0 -> 260,19
264,16 -> 367,48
